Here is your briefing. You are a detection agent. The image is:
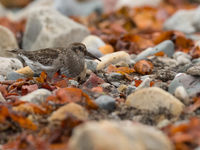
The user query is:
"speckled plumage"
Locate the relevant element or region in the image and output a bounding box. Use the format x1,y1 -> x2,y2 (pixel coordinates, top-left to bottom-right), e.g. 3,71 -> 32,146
9,43 -> 100,78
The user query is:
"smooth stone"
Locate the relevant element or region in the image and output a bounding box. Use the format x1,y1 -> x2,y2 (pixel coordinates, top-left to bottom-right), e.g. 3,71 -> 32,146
0,92 -> 6,102
107,73 -> 124,82
54,0 -> 103,16
0,57 -> 23,76
82,35 -> 104,58
126,87 -> 184,117
134,40 -> 175,62
23,7 -> 89,50
173,51 -> 191,65
0,26 -> 18,57
136,77 -> 151,90
174,86 -> 190,105
115,0 -> 162,9
192,7 -> 200,31
48,102 -> 88,122
85,59 -> 98,72
68,120 -> 173,150
187,65 -> 200,76
96,51 -> 131,70
20,89 -> 51,104
157,57 -> 177,67
126,85 -> 136,96
163,9 -> 196,34
6,71 -> 25,80
95,95 -> 116,111
168,73 -> 200,97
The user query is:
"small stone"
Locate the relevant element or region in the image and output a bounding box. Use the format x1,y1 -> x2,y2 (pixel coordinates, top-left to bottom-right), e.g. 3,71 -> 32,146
157,119 -> 171,129
95,95 -> 116,111
0,92 -> 5,102
174,86 -> 190,105
157,57 -> 177,67
23,7 -> 89,50
6,71 -> 25,80
111,82 -> 121,87
20,89 -> 51,105
68,80 -> 79,87
163,9 -> 196,34
107,73 -> 124,82
173,51 -> 191,65
126,87 -> 184,117
85,59 -> 98,72
54,0 -> 103,16
0,57 -> 23,76
156,69 -> 176,82
187,65 -> 200,76
0,26 -> 18,57
126,85 -> 136,96
82,35 -> 104,58
48,102 -> 88,122
68,120 -> 173,150
99,44 -> 114,55
96,51 -> 131,70
136,77 -> 151,90
0,75 -> 5,81
134,40 -> 175,62
117,84 -> 127,93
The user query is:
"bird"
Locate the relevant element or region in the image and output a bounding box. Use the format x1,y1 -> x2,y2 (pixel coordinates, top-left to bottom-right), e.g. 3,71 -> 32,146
9,43 -> 101,78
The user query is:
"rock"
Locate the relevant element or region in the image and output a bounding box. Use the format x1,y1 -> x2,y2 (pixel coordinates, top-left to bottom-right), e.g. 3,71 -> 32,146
15,66 -> 34,77
192,7 -> 200,31
0,75 -> 5,81
54,0 -> 103,16
134,40 -> 175,62
0,26 -> 18,57
173,51 -> 191,65
163,9 -> 196,34
157,57 -> 177,67
0,92 -> 5,102
68,120 -> 173,150
168,73 -> 200,97
96,51 -> 131,70
23,7 -> 89,50
187,65 -> 200,76
6,71 -> 25,80
99,44 -> 114,55
68,80 -> 79,87
82,35 -> 104,58
117,84 -> 127,93
126,85 -> 136,96
85,59 -> 98,72
95,95 -> 116,111
20,89 -> 51,104
136,77 -> 151,90
156,69 -> 176,82
115,0 -> 162,9
107,73 -> 124,82
175,86 -> 190,105
48,103 -> 88,122
126,87 -> 184,117
0,57 -> 23,76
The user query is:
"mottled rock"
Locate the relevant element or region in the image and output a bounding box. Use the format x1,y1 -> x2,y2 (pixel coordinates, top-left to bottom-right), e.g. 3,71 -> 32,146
23,7 -> 89,50
20,89 -> 51,104
0,57 -> 23,76
0,26 -> 18,57
187,65 -> 200,76
68,120 -> 173,150
134,40 -> 175,62
95,95 -> 116,111
126,87 -> 184,117
48,103 -> 88,122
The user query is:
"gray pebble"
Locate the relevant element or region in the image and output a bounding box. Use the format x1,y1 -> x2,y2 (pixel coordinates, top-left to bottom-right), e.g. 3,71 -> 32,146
6,71 -> 25,80
95,95 -> 116,111
68,80 -> 79,87
107,73 -> 124,82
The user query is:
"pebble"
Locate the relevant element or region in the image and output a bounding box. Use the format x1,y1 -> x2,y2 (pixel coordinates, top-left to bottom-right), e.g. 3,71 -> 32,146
49,103 -> 88,123
168,73 -> 200,97
173,51 -> 191,65
192,7 -> 200,31
111,82 -> 121,87
126,87 -> 184,117
126,85 -> 136,96
0,57 -> 23,76
107,73 -> 124,82
134,40 -> 175,62
20,89 -> 52,105
0,75 -> 5,81
187,65 -> 200,76
0,92 -> 6,102
174,86 -> 190,105
157,57 -> 177,67
96,51 -> 131,70
0,26 -> 18,57
136,77 -> 151,90
85,59 -> 98,72
68,120 -> 173,150
163,9 -> 196,34
6,71 -> 25,80
156,69 -> 176,82
82,35 -> 104,58
117,84 -> 127,93
23,7 -> 89,50
54,0 -> 103,16
95,95 -> 116,111
68,80 -> 79,87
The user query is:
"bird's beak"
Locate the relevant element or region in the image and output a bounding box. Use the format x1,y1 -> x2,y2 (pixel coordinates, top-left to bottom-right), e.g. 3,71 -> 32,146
86,51 -> 101,61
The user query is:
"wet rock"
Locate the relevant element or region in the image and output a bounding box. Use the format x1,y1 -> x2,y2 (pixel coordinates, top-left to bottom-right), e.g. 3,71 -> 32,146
173,51 -> 191,65
95,95 -> 116,111
187,65 -> 200,76
0,26 -> 18,57
126,87 -> 184,117
49,103 -> 88,122
85,59 -> 98,72
82,35 -> 104,58
6,71 -> 25,80
96,51 -> 131,70
134,40 -> 175,62
164,9 -> 196,34
23,7 -> 89,50
107,73 -> 124,82
54,0 -> 103,16
168,73 -> 200,97
175,86 -> 190,105
115,0 -> 162,9
68,120 -> 173,150
20,89 -> 51,104
0,57 -> 23,76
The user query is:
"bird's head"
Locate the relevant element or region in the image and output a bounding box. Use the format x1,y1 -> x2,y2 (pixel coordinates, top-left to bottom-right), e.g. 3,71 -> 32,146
69,43 -> 101,61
